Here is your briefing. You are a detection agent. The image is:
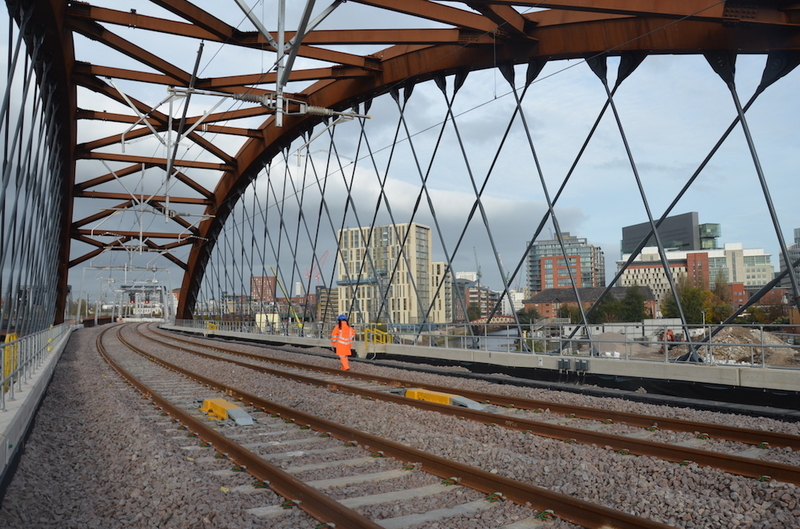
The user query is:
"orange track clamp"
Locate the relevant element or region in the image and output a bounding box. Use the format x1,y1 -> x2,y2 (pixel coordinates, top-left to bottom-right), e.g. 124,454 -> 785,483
199,398 -> 254,425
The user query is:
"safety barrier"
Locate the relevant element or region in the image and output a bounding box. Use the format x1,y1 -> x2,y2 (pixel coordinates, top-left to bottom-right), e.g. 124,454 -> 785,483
172,320 -> 799,368
363,327 -> 390,345
1,324 -> 72,411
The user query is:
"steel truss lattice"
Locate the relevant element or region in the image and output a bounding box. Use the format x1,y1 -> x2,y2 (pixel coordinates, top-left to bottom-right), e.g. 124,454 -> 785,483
3,1 -> 799,345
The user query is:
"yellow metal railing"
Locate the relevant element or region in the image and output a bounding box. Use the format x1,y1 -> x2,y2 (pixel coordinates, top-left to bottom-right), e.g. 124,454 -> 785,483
363,327 -> 390,345
3,334 -> 19,392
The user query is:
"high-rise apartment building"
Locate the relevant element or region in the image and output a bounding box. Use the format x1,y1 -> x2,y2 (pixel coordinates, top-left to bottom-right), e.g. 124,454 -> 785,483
336,223 -> 451,325
429,261 -> 452,323
526,232 -> 605,293
779,228 -> 800,290
618,243 -> 774,307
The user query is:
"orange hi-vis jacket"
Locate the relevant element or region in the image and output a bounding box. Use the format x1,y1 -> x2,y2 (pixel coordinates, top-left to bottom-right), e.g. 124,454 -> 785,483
330,322 -> 356,356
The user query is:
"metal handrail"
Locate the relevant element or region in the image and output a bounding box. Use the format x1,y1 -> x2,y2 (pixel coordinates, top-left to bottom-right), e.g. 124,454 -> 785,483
1,323 -> 72,411
363,327 -> 390,345
172,319 -> 800,369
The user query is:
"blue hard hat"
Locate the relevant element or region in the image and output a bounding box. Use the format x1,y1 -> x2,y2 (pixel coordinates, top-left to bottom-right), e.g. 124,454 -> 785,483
337,314 -> 348,321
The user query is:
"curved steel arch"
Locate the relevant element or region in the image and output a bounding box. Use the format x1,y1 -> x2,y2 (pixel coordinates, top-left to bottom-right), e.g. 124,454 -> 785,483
13,1 -> 800,321
181,5 -> 800,318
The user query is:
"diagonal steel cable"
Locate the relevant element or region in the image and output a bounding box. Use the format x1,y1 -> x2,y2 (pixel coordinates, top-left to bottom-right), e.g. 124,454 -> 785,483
587,55 -> 695,359
704,51 -> 800,314
414,70 -> 541,343
431,69 -> 528,342
579,51 -> 800,337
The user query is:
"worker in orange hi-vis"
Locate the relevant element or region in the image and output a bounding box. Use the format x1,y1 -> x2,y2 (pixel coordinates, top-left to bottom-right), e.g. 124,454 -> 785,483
330,314 -> 356,370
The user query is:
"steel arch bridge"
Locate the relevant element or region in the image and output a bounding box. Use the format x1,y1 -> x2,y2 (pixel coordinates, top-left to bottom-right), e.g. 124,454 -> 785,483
2,1 -> 800,343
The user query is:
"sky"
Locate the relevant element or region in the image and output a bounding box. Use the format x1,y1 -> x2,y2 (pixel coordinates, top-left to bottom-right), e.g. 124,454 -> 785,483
4,1 -> 798,302
206,51 -> 800,298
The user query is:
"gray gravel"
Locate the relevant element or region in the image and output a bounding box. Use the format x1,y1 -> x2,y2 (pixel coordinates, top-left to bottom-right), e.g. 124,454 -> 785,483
1,325 -> 798,528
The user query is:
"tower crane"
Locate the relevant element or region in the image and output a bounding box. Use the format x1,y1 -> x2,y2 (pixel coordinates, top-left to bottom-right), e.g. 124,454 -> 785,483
473,247 -> 482,285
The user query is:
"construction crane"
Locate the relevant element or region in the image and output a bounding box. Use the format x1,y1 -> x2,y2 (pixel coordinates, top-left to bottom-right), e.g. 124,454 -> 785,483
304,250 -> 329,287
270,266 -> 302,329
473,246 -> 482,285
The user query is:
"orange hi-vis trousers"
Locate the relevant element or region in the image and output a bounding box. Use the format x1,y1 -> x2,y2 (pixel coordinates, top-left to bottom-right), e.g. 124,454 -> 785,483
338,353 -> 350,370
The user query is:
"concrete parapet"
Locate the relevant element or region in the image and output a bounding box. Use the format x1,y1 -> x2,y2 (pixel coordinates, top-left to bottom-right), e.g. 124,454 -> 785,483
165,324 -> 799,395
0,328 -> 73,489
739,367 -> 800,392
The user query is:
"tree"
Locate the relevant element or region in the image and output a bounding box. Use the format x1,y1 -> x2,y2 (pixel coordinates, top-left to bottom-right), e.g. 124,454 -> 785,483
712,273 -> 730,303
588,294 -> 620,324
557,305 -> 582,324
755,303 -> 787,324
467,302 -> 482,322
620,286 -> 649,322
516,307 -> 540,324
661,278 -> 706,324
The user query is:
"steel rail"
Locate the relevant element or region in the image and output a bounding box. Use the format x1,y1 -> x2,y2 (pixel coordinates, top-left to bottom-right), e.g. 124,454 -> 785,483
154,325 -> 800,450
142,326 -> 800,485
96,326 -> 384,529
120,324 -> 673,529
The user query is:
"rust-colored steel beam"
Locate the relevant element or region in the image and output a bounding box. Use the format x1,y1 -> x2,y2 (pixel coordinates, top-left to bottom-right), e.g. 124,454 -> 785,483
74,74 -> 237,166
68,2 -> 219,40
72,3 -> 384,69
354,0 -> 508,34
75,191 -> 211,205
77,109 -> 256,138
148,0 -> 243,41
160,239 -> 196,251
173,123 -> 260,138
470,0 -> 800,27
465,2 -> 530,38
183,105 -> 270,124
76,152 -> 227,172
76,109 -> 140,124
196,66 -> 375,90
75,229 -> 196,240
33,0 -> 800,321
71,233 -> 108,249
69,18 -> 192,85
287,27 -> 497,45
72,196 -> 200,240
148,201 -> 199,235
76,160 -> 211,200
76,164 -> 147,191
77,125 -> 162,153
143,240 -> 189,270
80,2 -> 494,46
72,200 -> 135,228
171,170 -> 214,200
73,61 -> 184,87
69,236 -> 133,268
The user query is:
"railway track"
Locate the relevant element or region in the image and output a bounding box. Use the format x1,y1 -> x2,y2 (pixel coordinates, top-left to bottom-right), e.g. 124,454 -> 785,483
144,324 -> 800,485
100,324 -> 674,528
